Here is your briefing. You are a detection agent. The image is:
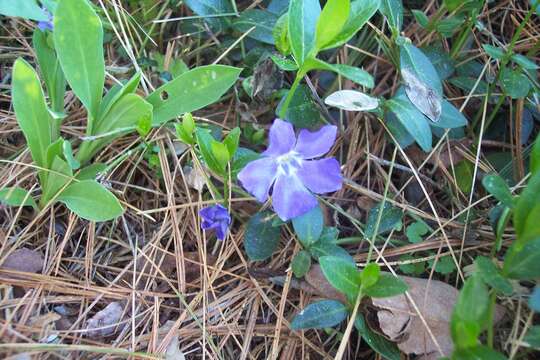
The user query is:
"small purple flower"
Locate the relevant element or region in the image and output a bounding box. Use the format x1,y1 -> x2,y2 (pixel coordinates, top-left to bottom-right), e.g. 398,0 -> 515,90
37,8 -> 54,32
199,204 -> 231,241
238,119 -> 342,221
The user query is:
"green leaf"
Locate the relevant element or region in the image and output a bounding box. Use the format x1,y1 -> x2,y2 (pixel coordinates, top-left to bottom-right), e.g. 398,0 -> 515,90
450,275 -> 489,348
453,346 -> 507,360
98,72 -> 141,121
33,30 -> 66,113
0,0 -> 49,21
482,44 -> 505,60
287,0 -> 321,65
524,325 -> 540,348
0,187 -> 37,209
412,10 -> 429,28
244,212 -> 281,261
12,58 -> 52,171
270,54 -> 298,71
514,172 -> 540,240
406,220 -> 429,243
501,68 -> 531,99
511,54 -> 539,70
428,255 -> 456,275
398,254 -> 425,275
400,43 -> 442,97
210,141 -> 230,171
360,263 -> 380,289
321,0 -> 380,50
62,141 -> 80,170
232,147 -> 260,179
385,92 -> 432,152
455,160 -> 474,195
503,236 -> 540,280
365,202 -> 403,238
273,13 -> 290,55
354,314 -> 401,360
482,174 -> 514,208
530,286 -> 540,312
233,9 -> 277,44
223,127 -> 241,158
304,58 -> 374,88
315,0 -> 350,50
475,256 -> 513,295
57,180 -> 123,221
40,156 -> 73,205
183,0 -> 233,32
431,100 -> 468,129
76,163 -> 107,180
292,204 -> 324,247
147,65 -> 241,124
54,0 -> 104,120
363,273 -> 408,298
380,0 -> 403,32
276,85 -> 320,129
195,128 -> 226,174
292,250 -> 312,277
291,300 -> 348,330
320,256 -> 361,302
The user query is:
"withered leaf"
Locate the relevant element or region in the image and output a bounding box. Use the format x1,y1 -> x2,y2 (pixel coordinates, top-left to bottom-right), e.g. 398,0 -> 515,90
85,301 -> 124,338
1,248 -> 44,274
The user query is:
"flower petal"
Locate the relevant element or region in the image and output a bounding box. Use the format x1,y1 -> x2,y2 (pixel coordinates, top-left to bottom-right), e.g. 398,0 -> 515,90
237,157 -> 278,202
262,119 -> 296,157
272,174 -> 318,221
297,158 -> 342,194
294,125 -> 337,159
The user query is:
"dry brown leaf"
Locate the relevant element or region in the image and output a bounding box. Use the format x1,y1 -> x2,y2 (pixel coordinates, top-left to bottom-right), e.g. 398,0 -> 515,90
183,166 -> 206,192
1,248 -> 44,275
29,312 -> 61,329
85,301 -> 124,338
165,336 -> 186,360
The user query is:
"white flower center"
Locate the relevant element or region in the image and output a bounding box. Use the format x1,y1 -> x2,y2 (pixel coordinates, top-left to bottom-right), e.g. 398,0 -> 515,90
276,151 -> 303,176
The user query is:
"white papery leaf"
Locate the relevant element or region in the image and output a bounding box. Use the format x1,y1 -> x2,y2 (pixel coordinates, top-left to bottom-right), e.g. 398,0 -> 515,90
401,68 -> 442,122
324,90 -> 379,112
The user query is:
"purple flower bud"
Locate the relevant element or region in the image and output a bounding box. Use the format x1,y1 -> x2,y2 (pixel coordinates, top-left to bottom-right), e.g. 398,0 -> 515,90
37,8 -> 53,32
199,204 -> 231,241
238,119 -> 343,221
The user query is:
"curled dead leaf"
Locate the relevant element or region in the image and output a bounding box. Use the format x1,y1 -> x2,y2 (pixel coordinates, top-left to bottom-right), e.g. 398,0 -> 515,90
85,301 -> 124,338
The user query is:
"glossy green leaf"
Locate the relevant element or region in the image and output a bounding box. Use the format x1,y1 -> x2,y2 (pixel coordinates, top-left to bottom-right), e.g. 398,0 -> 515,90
270,54 -> 298,71
450,275 -> 489,348
41,156 -> 72,205
54,0 -> 104,120
223,127 -> 241,158
276,85 -> 320,129
183,0 -> 233,32
195,128 -> 226,174
0,0 -> 49,21
354,314 -> 401,360
482,174 -> 514,208
288,0 -> 321,65
98,72 -> 141,120
320,256 -> 361,302
233,9 -> 277,44
273,13 -> 290,55
380,0 -> 403,32
431,100 -> 468,129
475,256 -> 513,295
363,273 -> 408,298
315,0 -> 350,50
511,54 -> 539,70
360,263 -> 380,289
501,68 -> 531,99
291,300 -> 348,330
12,58 -> 52,171
210,141 -> 230,170
291,250 -> 312,277
504,236 -> 540,280
514,172 -> 540,239
412,9 -> 429,28
482,44 -> 505,60
292,204 -> 324,247
244,212 -> 281,261
365,202 -> 403,238
385,92 -> 432,152
321,0 -> 379,50
33,30 -> 66,114
304,58 -> 374,88
0,187 -> 38,209
400,43 -> 442,97
309,242 -> 354,263
147,65 -> 241,124
57,180 -> 123,221
62,141 -> 80,170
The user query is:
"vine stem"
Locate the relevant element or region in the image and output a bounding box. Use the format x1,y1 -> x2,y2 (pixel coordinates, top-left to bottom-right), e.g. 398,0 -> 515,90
278,70 -> 305,118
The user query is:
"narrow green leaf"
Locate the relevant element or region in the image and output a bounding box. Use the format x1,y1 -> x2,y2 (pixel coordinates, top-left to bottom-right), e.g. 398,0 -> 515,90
62,141 -> 80,170
291,300 -> 348,330
320,256 -> 361,302
288,0 -> 321,65
98,72 -> 141,120
304,58 -> 374,88
244,212 -> 281,261
482,44 -> 505,60
482,174 -> 514,208
57,180 -> 123,221
475,256 -> 513,295
292,204 -> 324,247
380,0 -> 403,32
315,0 -> 350,50
354,314 -> 401,360
363,273 -> 408,298
412,10 -> 429,28
514,172 -> 540,239
223,127 -> 241,158
12,58 -> 52,170
0,187 -> 38,209
210,141 -> 230,170
0,0 -> 49,21
147,65 -> 241,124
511,54 -> 539,70
54,0 -> 104,120
291,250 -> 312,277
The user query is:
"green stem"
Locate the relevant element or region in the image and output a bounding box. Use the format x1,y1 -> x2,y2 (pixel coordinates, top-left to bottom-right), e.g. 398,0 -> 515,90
278,70 -> 305,119
450,21 -> 472,59
486,290 -> 497,348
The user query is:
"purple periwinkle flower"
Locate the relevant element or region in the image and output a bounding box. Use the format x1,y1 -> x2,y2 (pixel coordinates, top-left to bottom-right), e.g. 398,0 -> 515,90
199,204 -> 231,241
238,119 -> 342,221
37,8 -> 54,32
